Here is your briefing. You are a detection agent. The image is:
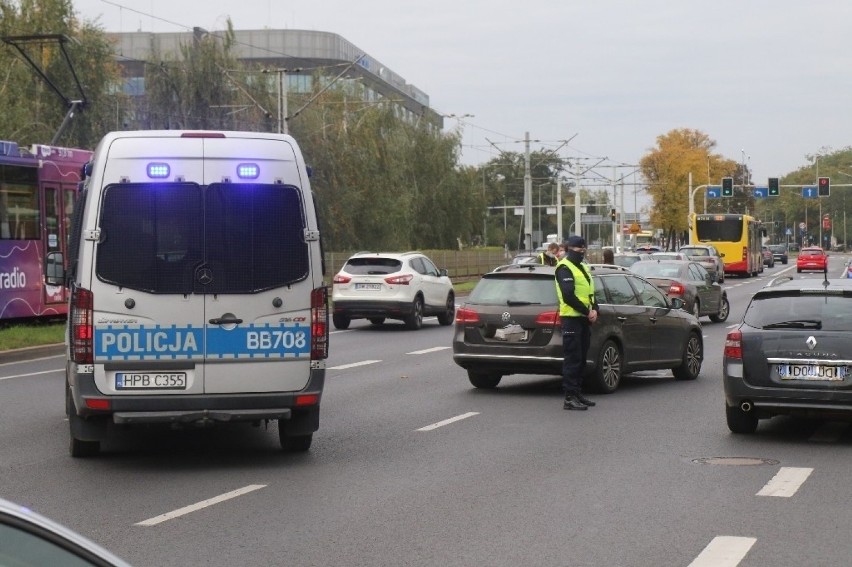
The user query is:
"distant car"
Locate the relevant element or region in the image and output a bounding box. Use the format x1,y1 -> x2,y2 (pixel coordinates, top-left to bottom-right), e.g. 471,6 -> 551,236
767,244 -> 789,265
723,277 -> 852,434
761,246 -> 775,268
796,247 -> 828,273
452,264 -> 703,394
0,497 -> 131,566
332,251 -> 455,329
678,245 -> 726,283
511,252 -> 540,265
613,252 -> 652,268
635,245 -> 662,253
630,260 -> 729,322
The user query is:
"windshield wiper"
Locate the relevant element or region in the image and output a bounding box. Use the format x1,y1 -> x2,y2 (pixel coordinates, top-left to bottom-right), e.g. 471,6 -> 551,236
762,319 -> 822,329
506,300 -> 541,306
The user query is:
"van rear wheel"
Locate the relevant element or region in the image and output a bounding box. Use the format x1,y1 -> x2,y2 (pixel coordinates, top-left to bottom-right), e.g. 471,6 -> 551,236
279,427 -> 312,452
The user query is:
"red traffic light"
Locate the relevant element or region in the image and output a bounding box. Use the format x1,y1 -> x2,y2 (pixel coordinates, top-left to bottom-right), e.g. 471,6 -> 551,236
818,177 -> 830,196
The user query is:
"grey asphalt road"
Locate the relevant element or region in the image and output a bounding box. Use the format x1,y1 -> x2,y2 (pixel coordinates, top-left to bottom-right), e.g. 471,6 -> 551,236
2,262 -> 852,566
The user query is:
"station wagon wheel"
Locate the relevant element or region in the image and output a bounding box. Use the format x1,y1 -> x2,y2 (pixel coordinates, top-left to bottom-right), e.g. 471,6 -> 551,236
590,339 -> 622,394
709,295 -> 730,323
368,317 -> 385,325
332,314 -> 351,330
725,404 -> 758,434
673,331 -> 702,380
405,296 -> 424,330
437,291 -> 455,326
468,370 -> 502,389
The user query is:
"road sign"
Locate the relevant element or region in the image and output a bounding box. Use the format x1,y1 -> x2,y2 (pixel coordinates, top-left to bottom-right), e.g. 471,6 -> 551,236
802,187 -> 817,198
786,228 -> 792,236
706,187 -> 720,198
629,223 -> 641,234
753,187 -> 768,198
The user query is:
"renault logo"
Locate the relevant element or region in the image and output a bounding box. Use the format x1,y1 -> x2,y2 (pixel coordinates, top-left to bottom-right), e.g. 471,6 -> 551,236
196,267 -> 214,285
806,336 -> 817,350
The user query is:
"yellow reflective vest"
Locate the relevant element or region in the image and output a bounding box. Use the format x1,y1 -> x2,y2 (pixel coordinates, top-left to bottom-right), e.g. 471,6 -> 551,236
555,258 -> 595,317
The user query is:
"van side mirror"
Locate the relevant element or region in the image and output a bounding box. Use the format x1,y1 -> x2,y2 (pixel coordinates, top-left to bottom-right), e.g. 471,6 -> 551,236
45,251 -> 65,286
670,297 -> 685,310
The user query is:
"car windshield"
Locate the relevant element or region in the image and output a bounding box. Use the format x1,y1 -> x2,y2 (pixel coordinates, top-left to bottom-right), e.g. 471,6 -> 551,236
744,293 -> 852,331
680,248 -> 708,256
614,255 -> 640,267
468,275 -> 557,305
801,249 -> 824,256
768,245 -> 786,252
630,262 -> 683,279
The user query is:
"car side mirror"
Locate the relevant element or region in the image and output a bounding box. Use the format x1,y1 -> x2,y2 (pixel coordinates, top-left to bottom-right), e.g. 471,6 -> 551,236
439,268 -> 449,277
44,251 -> 65,286
670,297 -> 685,310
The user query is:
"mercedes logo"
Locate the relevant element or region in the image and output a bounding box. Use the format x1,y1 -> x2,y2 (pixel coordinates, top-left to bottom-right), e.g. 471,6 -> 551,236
196,267 -> 214,285
806,336 -> 817,350
501,312 -> 511,323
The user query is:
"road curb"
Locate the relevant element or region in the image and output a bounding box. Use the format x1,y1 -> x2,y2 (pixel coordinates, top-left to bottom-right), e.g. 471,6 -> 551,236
0,343 -> 64,364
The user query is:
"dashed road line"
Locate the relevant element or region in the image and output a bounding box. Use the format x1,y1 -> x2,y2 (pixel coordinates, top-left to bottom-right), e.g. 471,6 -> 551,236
135,484 -> 266,526
756,467 -> 813,497
688,536 -> 756,567
407,346 -> 451,355
328,360 -> 382,370
417,412 -> 479,431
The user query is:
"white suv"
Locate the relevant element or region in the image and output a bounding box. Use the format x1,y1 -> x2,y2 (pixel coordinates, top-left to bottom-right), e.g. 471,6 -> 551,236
332,252 -> 455,330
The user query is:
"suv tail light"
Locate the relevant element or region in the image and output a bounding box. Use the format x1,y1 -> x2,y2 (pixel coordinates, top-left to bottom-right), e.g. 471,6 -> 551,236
385,273 -> 413,285
311,286 -> 329,360
455,306 -> 480,324
669,282 -> 685,296
724,329 -> 743,359
70,287 -> 93,364
535,311 -> 560,327
332,274 -> 351,284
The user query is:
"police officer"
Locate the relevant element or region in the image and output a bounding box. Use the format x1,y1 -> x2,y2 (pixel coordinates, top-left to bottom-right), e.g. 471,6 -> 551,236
537,242 -> 559,266
555,235 -> 598,410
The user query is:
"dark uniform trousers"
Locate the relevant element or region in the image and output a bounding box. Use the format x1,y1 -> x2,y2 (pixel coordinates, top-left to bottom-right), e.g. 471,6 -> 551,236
561,315 -> 590,395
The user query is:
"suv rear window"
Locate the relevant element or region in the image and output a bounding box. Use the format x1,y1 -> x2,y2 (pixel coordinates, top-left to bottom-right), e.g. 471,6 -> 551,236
344,257 -> 402,275
96,182 -> 309,294
469,275 -> 557,305
744,292 -> 852,331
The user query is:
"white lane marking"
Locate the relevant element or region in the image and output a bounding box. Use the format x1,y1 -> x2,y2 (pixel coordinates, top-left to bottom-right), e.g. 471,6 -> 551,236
688,536 -> 756,567
0,354 -> 64,367
756,467 -> 813,497
808,421 -> 848,443
135,484 -> 266,526
328,360 -> 382,370
0,368 -> 63,381
417,412 -> 480,431
407,346 -> 451,355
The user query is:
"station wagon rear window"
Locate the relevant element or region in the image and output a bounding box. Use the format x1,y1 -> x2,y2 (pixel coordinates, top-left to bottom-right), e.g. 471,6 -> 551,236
96,182 -> 309,294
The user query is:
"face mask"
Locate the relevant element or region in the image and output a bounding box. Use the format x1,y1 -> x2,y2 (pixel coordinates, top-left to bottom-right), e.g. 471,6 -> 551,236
567,249 -> 585,263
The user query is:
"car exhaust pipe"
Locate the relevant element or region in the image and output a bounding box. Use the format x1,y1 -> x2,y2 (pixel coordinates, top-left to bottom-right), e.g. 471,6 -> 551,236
741,401 -> 753,412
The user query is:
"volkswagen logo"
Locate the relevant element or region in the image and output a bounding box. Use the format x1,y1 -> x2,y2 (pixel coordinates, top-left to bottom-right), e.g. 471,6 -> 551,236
196,267 -> 214,285
806,336 -> 817,350
501,312 -> 512,323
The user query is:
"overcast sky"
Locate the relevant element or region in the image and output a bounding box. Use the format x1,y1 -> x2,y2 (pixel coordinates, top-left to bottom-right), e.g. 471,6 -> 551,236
72,0 -> 852,189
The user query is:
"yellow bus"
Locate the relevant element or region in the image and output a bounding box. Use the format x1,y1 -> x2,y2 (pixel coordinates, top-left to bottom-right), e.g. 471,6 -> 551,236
690,214 -> 763,277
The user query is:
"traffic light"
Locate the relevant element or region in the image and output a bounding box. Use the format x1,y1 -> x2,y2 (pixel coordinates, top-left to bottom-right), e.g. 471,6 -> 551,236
610,208 -> 616,221
768,177 -> 779,196
818,176 -> 830,197
722,177 -> 733,197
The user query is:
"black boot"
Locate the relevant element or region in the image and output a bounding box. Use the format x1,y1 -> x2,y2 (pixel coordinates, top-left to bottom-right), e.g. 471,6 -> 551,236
576,393 -> 596,407
563,395 -> 588,411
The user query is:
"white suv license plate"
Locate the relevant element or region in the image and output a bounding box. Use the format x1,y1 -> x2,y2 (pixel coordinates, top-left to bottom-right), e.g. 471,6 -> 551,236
355,283 -> 382,291
116,372 -> 187,390
777,364 -> 847,381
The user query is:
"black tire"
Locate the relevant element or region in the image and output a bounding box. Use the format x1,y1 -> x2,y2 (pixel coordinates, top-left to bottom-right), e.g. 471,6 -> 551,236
782,259 -> 788,265
467,370 -> 502,389
368,317 -> 385,325
709,295 -> 730,323
726,404 -> 758,434
332,314 -> 350,330
404,296 -> 424,330
797,268 -> 802,273
437,292 -> 455,326
279,430 -> 313,452
68,413 -> 101,458
673,331 -> 702,380
589,339 -> 622,394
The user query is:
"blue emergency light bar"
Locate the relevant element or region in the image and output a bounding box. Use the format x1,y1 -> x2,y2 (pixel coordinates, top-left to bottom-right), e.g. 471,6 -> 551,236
237,163 -> 260,179
147,163 -> 170,178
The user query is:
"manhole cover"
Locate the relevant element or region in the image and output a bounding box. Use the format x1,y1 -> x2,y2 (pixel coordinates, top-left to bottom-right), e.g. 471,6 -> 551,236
693,457 -> 779,466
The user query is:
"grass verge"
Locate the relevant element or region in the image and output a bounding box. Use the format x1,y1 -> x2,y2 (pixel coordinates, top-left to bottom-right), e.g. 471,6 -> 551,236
0,321 -> 65,351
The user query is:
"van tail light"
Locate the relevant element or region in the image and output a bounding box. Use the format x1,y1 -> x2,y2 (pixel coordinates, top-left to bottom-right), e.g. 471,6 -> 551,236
724,329 -> 743,360
455,306 -> 480,324
535,311 -> 560,327
668,282 -> 686,296
311,286 -> 329,360
332,274 -> 351,284
70,287 -> 93,364
385,273 -> 413,285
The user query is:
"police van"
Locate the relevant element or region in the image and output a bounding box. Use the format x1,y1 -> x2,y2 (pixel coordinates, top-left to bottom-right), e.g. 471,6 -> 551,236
48,131 -> 329,457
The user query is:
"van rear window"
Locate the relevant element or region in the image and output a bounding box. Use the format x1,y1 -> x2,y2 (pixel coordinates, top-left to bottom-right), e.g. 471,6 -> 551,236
96,182 -> 309,294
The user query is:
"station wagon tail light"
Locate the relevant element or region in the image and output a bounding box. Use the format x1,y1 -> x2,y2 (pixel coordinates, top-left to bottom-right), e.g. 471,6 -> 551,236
669,282 -> 686,296
535,311 -> 560,326
385,273 -> 413,285
70,287 -> 94,364
311,286 -> 329,360
724,329 -> 743,359
332,274 -> 351,284
455,306 -> 480,324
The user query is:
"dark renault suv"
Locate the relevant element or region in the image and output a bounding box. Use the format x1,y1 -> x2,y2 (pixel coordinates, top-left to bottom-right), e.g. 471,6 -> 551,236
724,277 -> 852,433
452,264 -> 703,394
